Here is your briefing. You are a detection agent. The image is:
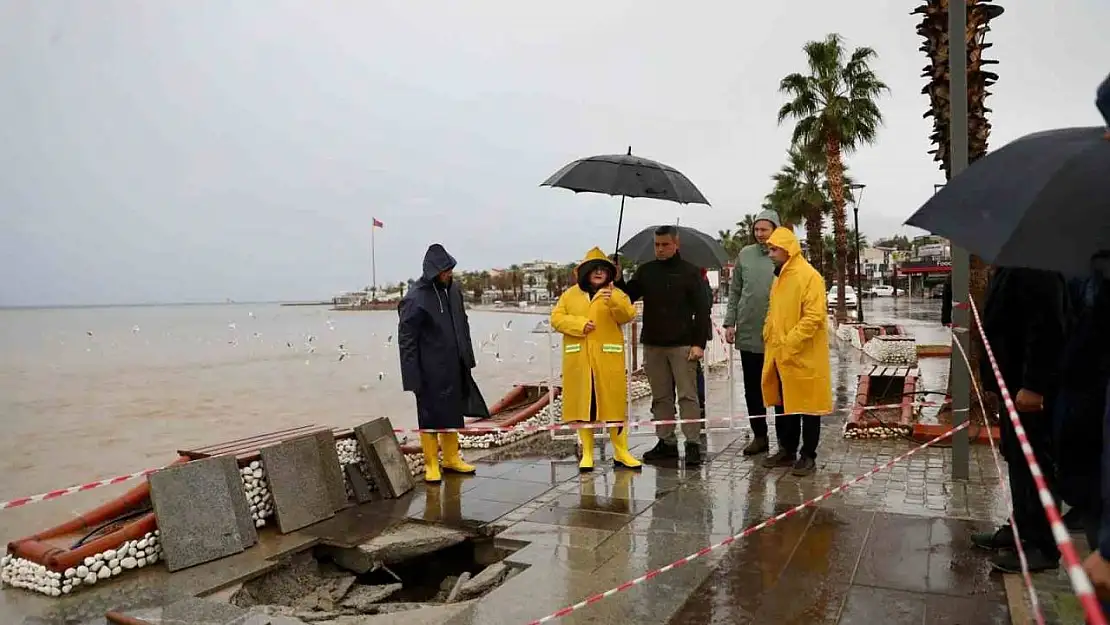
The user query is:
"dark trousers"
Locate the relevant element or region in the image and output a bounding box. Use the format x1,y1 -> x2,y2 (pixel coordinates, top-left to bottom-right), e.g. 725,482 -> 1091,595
1002,408 -> 1061,560
696,361 -> 706,416
777,413 -> 821,459
739,350 -> 768,437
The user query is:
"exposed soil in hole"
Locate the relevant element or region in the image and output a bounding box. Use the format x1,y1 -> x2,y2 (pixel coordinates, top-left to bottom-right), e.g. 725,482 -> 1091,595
229,526 -> 523,622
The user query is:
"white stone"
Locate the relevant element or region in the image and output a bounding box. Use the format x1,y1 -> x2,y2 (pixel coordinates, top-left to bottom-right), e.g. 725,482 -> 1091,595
83,556 -> 96,567
110,566 -> 121,576
61,583 -> 71,594
96,567 -> 111,580
103,549 -> 117,560
121,557 -> 137,569
90,560 -> 104,572
108,558 -> 119,569
137,557 -> 147,567
84,573 -> 97,585
137,539 -> 148,550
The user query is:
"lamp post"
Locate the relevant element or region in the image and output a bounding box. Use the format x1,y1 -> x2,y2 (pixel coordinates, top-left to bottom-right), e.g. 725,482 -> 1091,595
848,183 -> 867,323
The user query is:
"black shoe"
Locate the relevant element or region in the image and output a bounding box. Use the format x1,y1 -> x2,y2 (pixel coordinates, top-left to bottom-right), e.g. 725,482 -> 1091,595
684,443 -> 702,466
742,436 -> 769,456
642,440 -> 680,462
1063,508 -> 1086,532
971,525 -> 1016,551
990,547 -> 1059,573
762,450 -> 796,468
791,457 -> 816,476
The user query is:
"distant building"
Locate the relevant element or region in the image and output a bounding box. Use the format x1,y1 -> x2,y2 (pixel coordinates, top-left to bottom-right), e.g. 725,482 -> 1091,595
896,235 -> 951,295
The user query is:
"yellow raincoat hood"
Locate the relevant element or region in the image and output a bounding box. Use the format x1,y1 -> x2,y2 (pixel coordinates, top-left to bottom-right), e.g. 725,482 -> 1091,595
577,247 -> 616,270
767,227 -> 802,260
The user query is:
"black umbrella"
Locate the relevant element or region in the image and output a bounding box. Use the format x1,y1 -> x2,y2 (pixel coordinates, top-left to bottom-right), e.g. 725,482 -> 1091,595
617,225 -> 728,269
905,126 -> 1110,275
541,147 -> 710,253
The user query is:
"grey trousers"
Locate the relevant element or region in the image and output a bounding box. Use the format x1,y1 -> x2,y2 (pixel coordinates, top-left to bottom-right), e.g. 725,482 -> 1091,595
643,345 -> 702,443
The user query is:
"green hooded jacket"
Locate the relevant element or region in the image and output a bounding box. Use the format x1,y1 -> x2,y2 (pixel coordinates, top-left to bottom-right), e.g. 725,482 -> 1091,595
723,209 -> 781,353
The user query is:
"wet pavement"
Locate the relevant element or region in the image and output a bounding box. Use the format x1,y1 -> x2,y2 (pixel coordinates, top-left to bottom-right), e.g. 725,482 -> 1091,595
1,298 -> 1022,624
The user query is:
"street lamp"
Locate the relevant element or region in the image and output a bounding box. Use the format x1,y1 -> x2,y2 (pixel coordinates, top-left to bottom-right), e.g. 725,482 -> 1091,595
848,183 -> 867,323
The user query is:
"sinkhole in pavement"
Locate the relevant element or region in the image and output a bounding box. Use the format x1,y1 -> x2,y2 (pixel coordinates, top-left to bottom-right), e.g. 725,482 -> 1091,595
227,522 -> 524,621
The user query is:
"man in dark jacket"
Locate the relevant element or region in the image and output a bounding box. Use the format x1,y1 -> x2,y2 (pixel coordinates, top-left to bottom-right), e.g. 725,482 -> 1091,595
616,225 -> 711,465
398,244 -> 489,483
971,266 -> 1067,572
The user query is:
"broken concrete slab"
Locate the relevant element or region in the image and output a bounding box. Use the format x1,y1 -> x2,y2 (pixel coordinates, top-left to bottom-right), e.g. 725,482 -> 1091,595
445,572 -> 470,603
149,456 -> 256,572
458,562 -> 509,599
354,418 -> 414,498
261,435 -> 340,533
323,522 -> 469,574
355,601 -> 476,623
339,583 -> 403,611
233,552 -> 329,608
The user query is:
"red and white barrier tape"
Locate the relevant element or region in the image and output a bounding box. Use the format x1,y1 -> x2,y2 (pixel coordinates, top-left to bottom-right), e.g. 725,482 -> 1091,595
969,299 -> 1107,625
951,336 -> 1045,625
523,421 -> 969,624
0,468 -> 161,511
394,400 -> 947,436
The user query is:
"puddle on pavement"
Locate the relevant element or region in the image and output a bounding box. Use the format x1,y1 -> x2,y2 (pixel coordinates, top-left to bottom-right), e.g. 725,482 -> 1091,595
226,522 -> 523,621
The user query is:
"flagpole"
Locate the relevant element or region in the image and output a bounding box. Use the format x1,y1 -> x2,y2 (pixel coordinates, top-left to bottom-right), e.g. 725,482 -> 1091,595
371,223 -> 377,301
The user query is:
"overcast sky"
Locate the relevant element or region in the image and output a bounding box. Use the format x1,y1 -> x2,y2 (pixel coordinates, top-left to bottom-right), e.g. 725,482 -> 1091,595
1,1 -> 1106,306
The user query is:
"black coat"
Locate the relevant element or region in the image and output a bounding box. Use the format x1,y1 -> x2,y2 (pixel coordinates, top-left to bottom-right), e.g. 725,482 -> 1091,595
615,251 -> 710,349
398,244 -> 490,429
979,267 -> 1067,463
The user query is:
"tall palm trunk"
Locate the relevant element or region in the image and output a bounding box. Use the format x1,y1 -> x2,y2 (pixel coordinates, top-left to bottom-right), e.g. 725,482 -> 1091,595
804,209 -> 824,274
825,136 -> 848,322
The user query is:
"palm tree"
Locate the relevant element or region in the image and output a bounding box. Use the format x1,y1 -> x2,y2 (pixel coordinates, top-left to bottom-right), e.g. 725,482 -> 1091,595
716,229 -> 745,259
916,0 -> 1002,424
766,146 -> 859,276
777,33 -> 889,322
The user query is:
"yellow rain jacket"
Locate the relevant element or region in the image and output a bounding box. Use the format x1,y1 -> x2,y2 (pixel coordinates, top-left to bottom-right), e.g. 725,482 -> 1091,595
551,247 -> 637,423
761,227 -> 833,415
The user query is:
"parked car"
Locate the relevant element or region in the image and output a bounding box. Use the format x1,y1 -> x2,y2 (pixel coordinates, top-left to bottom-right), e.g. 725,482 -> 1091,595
827,285 -> 858,308
868,285 -> 893,297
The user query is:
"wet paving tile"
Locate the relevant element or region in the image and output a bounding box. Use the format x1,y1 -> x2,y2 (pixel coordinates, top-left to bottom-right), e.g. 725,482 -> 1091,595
524,505 -> 634,532
492,461 -> 585,485
552,492 -> 655,515
460,476 -> 557,505
499,520 -> 616,549
838,585 -> 927,624
923,593 -> 1010,624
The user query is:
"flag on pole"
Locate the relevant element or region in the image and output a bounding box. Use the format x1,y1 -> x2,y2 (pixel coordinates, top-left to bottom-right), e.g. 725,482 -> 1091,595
372,218 -> 384,228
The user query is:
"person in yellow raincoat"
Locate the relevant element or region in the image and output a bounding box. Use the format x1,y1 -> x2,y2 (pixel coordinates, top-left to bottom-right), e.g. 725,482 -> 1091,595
551,247 -> 642,472
760,227 -> 832,477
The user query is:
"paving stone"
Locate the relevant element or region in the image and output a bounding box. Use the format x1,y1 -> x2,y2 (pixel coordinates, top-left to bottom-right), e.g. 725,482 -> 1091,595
149,456 -> 256,572
355,418 -> 414,498
312,429 -> 351,511
344,464 -> 374,504
340,583 -> 403,611
125,596 -> 251,624
262,435 -> 340,533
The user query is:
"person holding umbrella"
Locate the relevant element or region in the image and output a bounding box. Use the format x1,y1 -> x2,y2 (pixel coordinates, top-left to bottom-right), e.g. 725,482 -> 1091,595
760,227 -> 831,476
723,209 -> 782,456
616,225 -> 712,465
550,247 -> 642,472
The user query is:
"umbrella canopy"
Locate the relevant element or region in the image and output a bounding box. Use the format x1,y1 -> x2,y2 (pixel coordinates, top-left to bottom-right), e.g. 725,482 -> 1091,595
617,225 -> 729,269
541,152 -> 711,205
541,148 -> 710,253
905,126 -> 1110,275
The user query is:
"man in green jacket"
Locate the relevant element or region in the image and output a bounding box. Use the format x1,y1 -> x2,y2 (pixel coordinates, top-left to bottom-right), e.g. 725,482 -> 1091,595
723,209 -> 781,455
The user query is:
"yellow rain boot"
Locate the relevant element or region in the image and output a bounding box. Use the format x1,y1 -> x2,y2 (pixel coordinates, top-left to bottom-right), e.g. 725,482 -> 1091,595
578,427 -> 595,472
609,426 -> 642,470
439,433 -> 476,474
420,433 -> 442,483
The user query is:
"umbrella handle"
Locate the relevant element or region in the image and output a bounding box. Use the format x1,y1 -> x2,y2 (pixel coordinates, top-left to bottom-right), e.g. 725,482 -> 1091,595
614,195 -> 626,256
